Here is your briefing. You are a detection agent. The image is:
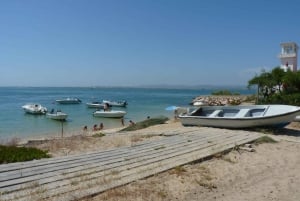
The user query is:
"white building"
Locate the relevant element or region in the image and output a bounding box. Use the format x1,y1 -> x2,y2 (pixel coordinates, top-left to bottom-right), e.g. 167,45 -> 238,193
279,42 -> 298,72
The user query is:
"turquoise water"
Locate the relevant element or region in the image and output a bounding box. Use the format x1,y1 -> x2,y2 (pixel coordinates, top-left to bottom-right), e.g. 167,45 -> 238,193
0,87 -> 254,140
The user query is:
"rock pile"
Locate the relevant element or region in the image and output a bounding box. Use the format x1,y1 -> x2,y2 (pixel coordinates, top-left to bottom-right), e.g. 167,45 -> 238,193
191,95 -> 249,106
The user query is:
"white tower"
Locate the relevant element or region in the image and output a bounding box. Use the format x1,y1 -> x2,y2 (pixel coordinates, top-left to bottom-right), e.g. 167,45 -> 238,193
279,42 -> 298,72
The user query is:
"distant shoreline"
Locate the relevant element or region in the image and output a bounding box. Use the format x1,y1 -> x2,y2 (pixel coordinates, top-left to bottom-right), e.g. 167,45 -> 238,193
0,85 -> 255,90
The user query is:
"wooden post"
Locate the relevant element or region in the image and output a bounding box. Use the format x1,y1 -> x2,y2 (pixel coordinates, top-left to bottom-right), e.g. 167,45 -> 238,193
61,120 -> 64,138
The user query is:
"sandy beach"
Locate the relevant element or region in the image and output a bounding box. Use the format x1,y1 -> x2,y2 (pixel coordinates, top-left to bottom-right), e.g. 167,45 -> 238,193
18,119 -> 300,201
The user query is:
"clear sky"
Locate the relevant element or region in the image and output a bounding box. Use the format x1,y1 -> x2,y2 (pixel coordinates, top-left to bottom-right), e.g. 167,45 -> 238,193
0,0 -> 299,87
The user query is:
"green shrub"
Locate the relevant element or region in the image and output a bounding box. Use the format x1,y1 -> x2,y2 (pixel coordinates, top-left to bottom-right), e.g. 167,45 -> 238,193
92,133 -> 106,137
120,116 -> 169,132
211,90 -> 240,96
253,136 -> 277,144
258,92 -> 300,106
0,145 -> 50,164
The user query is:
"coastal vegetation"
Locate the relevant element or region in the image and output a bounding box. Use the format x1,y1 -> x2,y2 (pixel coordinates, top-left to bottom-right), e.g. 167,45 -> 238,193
253,136 -> 277,144
248,66 -> 300,105
0,145 -> 50,164
211,90 -> 240,96
120,116 -> 169,132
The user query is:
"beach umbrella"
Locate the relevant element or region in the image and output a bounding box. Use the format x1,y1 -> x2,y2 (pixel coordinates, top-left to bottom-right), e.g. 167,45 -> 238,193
165,106 -> 178,111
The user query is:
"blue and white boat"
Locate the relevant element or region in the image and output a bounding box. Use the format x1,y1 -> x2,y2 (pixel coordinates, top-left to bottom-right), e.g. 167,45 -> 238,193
179,104 -> 300,128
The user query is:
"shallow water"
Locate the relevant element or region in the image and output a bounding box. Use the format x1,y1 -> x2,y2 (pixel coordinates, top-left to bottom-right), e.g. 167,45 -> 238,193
0,87 -> 254,140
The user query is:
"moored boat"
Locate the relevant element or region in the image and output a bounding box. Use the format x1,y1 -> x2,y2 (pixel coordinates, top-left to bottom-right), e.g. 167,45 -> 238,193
93,110 -> 126,118
22,104 -> 47,114
179,104 -> 300,128
46,110 -> 68,121
56,98 -> 81,104
102,100 -> 127,107
86,102 -> 106,108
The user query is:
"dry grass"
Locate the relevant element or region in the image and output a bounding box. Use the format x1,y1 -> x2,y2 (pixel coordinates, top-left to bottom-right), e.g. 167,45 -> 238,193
194,165 -> 217,190
169,165 -> 187,176
22,130 -> 162,157
85,182 -> 169,201
28,135 -> 92,156
83,163 -> 218,201
0,137 -> 21,146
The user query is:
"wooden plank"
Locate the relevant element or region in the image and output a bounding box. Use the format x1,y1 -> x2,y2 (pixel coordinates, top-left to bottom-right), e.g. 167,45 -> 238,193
0,131 -> 229,190
0,129 -> 222,181
0,129 -> 201,173
1,132 -> 255,192
0,130 -> 248,187
0,130 -> 262,201
13,133 -> 261,201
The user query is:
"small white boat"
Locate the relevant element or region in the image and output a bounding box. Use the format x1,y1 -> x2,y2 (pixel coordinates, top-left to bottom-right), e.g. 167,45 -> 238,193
86,102 -> 105,108
46,110 -> 68,121
56,98 -> 81,104
179,104 -> 300,128
22,104 -> 47,114
102,100 -> 127,107
93,110 -> 126,118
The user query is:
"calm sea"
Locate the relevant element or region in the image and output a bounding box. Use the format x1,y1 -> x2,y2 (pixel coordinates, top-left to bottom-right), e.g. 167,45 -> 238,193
0,87 -> 254,140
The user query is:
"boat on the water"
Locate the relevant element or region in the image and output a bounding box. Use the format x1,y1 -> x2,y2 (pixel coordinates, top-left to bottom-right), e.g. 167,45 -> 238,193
102,100 -> 127,107
46,110 -> 68,121
22,104 -> 47,114
93,110 -> 126,118
56,98 -> 81,104
86,102 -> 106,108
179,104 -> 300,128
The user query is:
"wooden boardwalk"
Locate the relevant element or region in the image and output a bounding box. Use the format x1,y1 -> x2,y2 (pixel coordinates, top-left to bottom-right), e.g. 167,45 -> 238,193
0,128 -> 262,201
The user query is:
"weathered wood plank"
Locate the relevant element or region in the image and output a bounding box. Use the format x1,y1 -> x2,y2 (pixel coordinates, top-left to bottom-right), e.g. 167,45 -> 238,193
0,129 -> 262,201
0,131 -> 229,190
0,129 -> 200,173
0,130 -> 222,182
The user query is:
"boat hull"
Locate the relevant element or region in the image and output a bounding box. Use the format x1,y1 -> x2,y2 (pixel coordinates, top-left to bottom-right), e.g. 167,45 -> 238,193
102,100 -> 127,107
46,112 -> 68,120
179,105 -> 300,128
93,110 -> 126,118
56,98 -> 81,104
86,102 -> 105,108
22,104 -> 47,114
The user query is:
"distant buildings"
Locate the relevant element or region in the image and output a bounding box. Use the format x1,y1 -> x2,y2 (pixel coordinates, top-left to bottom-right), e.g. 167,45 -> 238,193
279,42 -> 298,72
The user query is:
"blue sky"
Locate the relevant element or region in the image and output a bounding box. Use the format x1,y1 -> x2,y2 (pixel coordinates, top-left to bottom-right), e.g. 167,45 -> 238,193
0,0 -> 299,87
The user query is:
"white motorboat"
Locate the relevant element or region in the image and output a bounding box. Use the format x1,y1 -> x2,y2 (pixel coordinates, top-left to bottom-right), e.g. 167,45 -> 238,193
102,100 -> 127,107
179,104 -> 300,128
93,110 -> 126,118
46,110 -> 68,121
86,102 -> 105,108
22,103 -> 47,114
56,98 -> 81,104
